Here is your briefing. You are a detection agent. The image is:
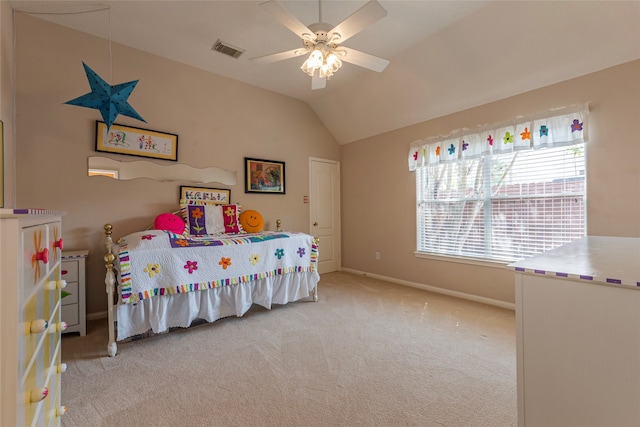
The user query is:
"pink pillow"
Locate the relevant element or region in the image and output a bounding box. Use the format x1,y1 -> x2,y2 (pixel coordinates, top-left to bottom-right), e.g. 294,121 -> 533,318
154,213 -> 186,234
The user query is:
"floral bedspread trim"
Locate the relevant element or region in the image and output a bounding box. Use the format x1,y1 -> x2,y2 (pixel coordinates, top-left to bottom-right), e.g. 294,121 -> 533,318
117,230 -> 318,304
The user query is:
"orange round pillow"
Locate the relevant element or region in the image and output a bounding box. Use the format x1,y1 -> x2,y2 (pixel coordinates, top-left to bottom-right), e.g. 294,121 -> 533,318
239,210 -> 264,233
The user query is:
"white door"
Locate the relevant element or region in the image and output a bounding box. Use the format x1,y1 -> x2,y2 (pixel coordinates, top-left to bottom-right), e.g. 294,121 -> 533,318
309,158 -> 340,273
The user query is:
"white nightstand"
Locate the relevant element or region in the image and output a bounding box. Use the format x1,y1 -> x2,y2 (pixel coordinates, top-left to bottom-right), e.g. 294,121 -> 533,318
61,250 -> 89,336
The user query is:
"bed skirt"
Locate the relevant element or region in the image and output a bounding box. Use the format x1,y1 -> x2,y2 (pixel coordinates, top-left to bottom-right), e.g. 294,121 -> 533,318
116,271 -> 319,340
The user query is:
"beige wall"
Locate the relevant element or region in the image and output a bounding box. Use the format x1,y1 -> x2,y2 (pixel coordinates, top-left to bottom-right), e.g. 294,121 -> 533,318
1,1 -> 15,207
14,14 -> 340,315
341,60 -> 640,304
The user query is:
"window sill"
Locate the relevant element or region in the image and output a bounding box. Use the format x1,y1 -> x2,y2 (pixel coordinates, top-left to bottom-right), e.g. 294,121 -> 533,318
414,251 -> 510,270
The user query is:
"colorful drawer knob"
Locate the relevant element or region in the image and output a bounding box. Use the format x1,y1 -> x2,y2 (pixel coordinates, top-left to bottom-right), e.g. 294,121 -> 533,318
30,319 -> 48,334
57,363 -> 68,374
47,322 -> 67,333
53,238 -> 64,251
33,247 -> 49,264
55,406 -> 67,417
45,279 -> 67,290
30,387 -> 48,403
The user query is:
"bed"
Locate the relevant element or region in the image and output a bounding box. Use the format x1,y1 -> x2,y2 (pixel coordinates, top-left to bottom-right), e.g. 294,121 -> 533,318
102,208 -> 319,357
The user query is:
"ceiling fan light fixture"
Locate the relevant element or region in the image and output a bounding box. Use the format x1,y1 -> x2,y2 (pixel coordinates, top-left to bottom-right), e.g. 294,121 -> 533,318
255,0 -> 388,88
325,52 -> 342,73
300,48 -> 324,76
300,47 -> 342,79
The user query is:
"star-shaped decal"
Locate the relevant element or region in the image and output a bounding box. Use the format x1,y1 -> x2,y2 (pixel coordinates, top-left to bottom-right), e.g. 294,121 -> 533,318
65,62 -> 145,129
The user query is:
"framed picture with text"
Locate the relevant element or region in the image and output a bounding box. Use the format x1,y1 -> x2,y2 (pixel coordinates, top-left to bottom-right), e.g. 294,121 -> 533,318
179,186 -> 230,204
95,121 -> 178,161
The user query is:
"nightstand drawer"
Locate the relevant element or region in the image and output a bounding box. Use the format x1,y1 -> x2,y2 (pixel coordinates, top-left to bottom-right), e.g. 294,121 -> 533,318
60,261 -> 78,282
61,305 -> 79,326
61,250 -> 88,336
61,281 -> 78,305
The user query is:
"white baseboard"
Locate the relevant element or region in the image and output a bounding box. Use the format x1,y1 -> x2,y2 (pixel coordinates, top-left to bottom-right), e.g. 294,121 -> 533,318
339,268 -> 515,311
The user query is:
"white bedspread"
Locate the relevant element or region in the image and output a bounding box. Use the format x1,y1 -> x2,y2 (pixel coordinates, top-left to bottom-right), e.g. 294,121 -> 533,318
117,230 -> 318,304
114,230 -> 319,340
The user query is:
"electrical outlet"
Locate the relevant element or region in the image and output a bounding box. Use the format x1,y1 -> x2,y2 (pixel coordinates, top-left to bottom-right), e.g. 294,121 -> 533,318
375,252 -> 380,260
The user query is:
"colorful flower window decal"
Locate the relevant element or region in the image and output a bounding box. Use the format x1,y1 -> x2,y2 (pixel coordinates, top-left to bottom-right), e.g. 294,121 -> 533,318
571,119 -> 583,133
435,146 -> 441,156
487,135 -> 494,146
539,125 -> 549,137
250,254 -> 260,265
143,263 -> 161,278
219,257 -> 232,270
503,132 -> 514,144
462,140 -> 469,151
184,260 -> 198,274
520,127 -> 531,141
448,144 -> 456,155
274,248 -> 285,259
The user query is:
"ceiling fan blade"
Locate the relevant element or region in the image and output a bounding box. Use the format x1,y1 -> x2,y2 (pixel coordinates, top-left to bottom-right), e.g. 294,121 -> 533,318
339,47 -> 389,72
260,0 -> 314,40
311,75 -> 326,90
329,0 -> 387,44
251,48 -> 308,64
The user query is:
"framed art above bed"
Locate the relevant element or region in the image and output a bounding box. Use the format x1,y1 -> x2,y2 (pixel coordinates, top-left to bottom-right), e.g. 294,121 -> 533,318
95,121 -> 178,161
180,186 -> 230,204
245,157 -> 285,194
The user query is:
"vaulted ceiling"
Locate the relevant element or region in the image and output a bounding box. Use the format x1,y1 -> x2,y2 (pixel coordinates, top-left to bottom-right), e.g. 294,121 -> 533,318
10,1 -> 640,144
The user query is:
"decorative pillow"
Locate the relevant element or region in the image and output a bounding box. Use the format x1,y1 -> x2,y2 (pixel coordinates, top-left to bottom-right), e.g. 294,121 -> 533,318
153,212 -> 186,234
239,209 -> 264,233
220,204 -> 243,234
180,200 -> 243,235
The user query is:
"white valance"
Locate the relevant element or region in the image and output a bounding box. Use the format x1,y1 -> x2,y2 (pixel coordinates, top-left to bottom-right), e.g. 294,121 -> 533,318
408,103 -> 589,171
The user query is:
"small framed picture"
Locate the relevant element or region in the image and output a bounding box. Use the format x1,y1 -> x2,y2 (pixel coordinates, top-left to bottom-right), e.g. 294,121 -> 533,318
95,121 -> 178,161
179,186 -> 230,204
244,157 -> 285,194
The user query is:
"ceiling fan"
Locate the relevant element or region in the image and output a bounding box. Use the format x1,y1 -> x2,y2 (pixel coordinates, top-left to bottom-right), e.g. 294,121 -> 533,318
251,0 -> 390,90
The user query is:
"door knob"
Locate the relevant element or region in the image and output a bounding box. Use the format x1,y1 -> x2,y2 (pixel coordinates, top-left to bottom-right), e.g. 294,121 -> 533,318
313,222 -> 318,226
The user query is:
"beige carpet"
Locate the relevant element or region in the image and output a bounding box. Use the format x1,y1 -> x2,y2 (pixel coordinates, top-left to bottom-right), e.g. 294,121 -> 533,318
61,271 -> 516,427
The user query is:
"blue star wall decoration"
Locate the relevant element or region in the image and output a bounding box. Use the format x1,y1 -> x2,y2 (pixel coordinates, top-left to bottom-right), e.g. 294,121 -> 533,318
65,62 -> 145,129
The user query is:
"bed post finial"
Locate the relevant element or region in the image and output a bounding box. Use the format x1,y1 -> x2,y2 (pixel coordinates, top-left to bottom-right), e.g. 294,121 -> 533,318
276,219 -> 282,232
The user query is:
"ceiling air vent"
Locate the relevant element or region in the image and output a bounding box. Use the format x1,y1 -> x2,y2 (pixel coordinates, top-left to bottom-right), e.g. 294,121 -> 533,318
211,39 -> 244,58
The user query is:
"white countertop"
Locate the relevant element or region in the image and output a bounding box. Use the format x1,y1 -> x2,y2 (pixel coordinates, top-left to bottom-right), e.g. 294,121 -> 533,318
508,236 -> 640,289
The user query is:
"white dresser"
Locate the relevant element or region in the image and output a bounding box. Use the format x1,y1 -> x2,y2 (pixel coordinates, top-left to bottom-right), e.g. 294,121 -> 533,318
61,250 -> 88,336
0,209 -> 67,426
509,236 -> 640,427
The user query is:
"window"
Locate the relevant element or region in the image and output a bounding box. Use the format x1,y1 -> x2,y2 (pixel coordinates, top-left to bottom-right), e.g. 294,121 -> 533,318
409,105 -> 588,263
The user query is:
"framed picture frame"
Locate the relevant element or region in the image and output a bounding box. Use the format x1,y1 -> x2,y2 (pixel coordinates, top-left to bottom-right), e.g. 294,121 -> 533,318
179,186 -> 230,205
244,157 -> 285,194
95,120 -> 178,161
